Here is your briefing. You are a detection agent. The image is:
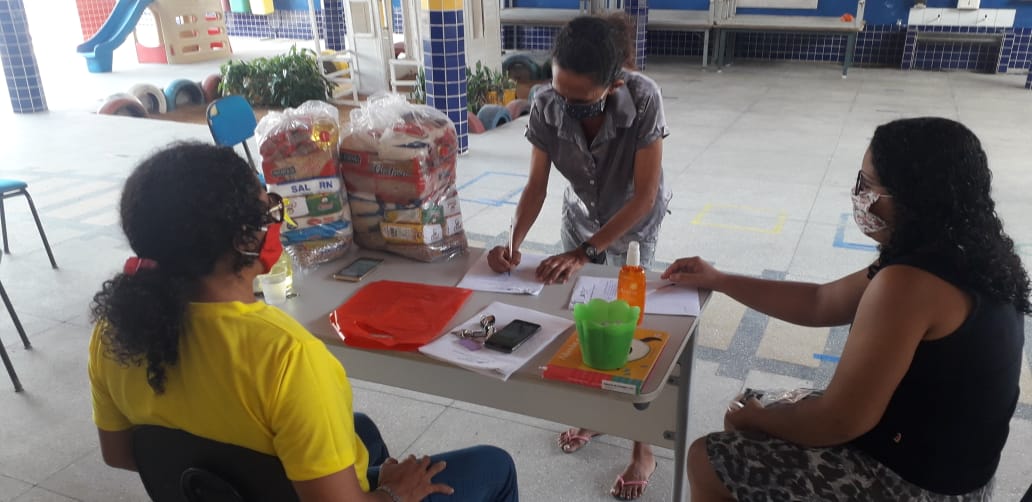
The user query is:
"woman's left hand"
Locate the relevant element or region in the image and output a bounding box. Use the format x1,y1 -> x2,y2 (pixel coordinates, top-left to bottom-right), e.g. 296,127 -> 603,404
724,396 -> 763,432
536,250 -> 587,285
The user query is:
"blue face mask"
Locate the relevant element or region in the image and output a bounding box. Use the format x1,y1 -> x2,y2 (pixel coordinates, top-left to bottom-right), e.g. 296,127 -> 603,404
563,96 -> 607,120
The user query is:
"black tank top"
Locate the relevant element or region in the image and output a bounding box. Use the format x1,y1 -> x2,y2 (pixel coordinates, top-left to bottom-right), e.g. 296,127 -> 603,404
850,256 -> 1024,495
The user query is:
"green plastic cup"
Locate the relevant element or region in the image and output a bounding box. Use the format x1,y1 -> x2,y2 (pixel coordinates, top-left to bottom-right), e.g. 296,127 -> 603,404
573,299 -> 641,370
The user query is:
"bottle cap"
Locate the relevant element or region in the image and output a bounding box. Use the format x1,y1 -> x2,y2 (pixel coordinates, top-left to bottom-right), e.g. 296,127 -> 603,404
627,241 -> 640,267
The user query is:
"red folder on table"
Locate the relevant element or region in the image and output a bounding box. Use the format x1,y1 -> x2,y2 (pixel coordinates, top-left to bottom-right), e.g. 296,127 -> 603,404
329,280 -> 472,351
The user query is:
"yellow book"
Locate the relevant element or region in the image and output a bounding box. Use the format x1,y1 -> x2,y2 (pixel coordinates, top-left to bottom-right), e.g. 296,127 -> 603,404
542,328 -> 669,395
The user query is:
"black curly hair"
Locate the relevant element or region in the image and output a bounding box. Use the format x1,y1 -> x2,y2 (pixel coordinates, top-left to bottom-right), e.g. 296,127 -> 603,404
868,117 -> 1030,314
90,142 -> 268,393
552,14 -> 637,87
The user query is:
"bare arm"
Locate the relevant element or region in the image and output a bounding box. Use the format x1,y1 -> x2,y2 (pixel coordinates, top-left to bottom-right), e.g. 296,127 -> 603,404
511,146 -> 551,250
586,139 -> 663,250
664,258 -> 871,327
98,428 -> 137,471
729,266 -> 942,446
292,467 -> 389,502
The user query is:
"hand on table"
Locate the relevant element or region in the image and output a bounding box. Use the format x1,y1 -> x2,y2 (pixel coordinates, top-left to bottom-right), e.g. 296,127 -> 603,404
536,250 -> 587,285
376,455 -> 453,500
661,256 -> 723,291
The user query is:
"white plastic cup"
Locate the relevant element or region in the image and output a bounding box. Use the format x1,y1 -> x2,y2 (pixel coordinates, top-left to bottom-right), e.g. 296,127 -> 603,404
258,270 -> 289,305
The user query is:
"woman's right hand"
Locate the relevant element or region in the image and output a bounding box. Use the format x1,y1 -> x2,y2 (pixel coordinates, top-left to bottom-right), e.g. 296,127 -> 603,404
376,455 -> 453,500
487,245 -> 521,273
661,257 -> 723,291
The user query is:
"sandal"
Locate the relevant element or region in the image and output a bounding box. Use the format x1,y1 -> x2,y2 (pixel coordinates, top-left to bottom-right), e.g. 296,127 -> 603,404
556,429 -> 600,454
610,462 -> 657,501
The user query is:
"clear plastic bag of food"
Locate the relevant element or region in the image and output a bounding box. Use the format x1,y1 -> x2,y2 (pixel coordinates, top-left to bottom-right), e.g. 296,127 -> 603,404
257,100 -> 353,268
339,92 -> 466,262
730,388 -> 822,411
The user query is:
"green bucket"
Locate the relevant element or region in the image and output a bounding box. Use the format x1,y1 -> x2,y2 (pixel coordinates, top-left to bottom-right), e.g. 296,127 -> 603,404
573,299 -> 641,370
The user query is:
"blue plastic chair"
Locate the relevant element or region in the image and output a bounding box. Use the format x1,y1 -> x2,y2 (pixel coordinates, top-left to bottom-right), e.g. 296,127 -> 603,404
0,178 -> 54,392
0,278 -> 27,392
0,179 -> 57,268
206,96 -> 262,182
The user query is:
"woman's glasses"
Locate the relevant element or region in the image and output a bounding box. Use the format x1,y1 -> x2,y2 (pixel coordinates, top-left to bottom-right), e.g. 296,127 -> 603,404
264,192 -> 285,224
853,171 -> 893,198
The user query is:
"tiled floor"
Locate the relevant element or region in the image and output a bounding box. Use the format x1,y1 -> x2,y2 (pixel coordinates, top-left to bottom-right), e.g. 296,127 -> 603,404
2,9 -> 1032,501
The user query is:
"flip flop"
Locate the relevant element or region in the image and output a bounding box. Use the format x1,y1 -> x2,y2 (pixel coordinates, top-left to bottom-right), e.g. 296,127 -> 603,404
610,462 -> 657,501
557,429 -> 600,454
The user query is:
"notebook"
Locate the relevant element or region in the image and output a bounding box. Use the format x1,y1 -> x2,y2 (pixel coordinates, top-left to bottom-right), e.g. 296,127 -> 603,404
542,328 -> 669,395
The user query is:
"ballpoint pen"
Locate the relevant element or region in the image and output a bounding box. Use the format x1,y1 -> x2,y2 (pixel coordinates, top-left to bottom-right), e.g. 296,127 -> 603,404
507,216 -> 514,276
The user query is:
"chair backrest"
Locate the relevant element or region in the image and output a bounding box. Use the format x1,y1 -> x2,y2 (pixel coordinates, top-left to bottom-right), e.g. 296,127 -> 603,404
206,95 -> 258,147
132,425 -> 300,502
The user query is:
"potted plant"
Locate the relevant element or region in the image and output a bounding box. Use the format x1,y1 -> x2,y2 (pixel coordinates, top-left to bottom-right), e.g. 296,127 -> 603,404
220,46 -> 335,108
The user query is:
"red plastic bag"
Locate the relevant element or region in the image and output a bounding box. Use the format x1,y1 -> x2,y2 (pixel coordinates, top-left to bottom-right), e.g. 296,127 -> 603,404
329,280 -> 473,351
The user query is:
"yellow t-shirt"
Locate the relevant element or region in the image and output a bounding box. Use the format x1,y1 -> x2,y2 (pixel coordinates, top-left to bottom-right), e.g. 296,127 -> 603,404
88,300 -> 370,489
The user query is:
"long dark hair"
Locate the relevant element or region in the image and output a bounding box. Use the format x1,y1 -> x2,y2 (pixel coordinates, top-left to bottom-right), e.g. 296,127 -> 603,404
552,14 -> 636,86
869,117 -> 1030,313
90,142 -> 267,392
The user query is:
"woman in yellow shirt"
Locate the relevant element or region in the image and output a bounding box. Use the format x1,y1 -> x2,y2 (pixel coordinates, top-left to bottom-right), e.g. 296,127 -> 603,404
88,142 -> 519,502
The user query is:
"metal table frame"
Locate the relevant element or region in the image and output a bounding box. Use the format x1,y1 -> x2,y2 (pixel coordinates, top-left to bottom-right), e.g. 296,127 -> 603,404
283,248 -> 710,501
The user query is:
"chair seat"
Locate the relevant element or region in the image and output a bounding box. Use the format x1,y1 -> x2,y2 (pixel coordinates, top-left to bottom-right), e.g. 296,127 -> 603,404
0,179 -> 27,193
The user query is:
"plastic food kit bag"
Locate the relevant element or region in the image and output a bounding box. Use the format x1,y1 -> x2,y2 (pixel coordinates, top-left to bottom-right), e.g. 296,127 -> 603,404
257,100 -> 353,268
339,92 -> 467,262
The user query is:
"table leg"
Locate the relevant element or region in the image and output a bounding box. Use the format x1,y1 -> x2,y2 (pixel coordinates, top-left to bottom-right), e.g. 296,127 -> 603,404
702,30 -> 710,68
671,326 -> 698,502
843,32 -> 857,78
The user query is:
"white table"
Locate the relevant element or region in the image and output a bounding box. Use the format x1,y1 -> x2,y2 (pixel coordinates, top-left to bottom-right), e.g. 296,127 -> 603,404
282,248 -> 710,502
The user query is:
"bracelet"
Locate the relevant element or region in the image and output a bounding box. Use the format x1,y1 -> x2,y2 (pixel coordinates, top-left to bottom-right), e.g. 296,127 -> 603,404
375,485 -> 402,502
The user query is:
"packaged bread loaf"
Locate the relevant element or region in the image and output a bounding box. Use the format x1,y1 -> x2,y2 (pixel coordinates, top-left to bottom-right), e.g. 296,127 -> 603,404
339,93 -> 467,262
256,100 -> 354,268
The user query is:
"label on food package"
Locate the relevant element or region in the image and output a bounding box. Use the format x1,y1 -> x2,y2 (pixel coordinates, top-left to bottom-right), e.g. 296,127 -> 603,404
380,222 -> 444,244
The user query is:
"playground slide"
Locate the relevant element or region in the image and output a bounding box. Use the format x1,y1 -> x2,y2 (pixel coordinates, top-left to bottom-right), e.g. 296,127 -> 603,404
77,0 -> 156,73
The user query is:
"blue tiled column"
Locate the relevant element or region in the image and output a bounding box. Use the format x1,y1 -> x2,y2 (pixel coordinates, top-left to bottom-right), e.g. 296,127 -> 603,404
623,0 -> 648,70
324,0 -> 347,51
0,0 -> 47,113
422,0 -> 468,153
901,26 -> 917,70
998,29 -> 1015,74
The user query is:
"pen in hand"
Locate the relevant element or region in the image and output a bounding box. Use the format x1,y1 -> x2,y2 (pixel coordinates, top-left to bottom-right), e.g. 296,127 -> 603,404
506,217 -> 514,276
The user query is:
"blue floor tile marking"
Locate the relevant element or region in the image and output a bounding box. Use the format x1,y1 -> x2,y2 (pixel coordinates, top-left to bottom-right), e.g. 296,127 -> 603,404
833,213 -> 878,252
456,171 -> 528,207
813,353 -> 841,363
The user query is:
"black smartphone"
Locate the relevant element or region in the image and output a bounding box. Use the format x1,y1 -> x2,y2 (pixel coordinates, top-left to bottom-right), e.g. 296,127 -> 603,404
484,319 -> 542,353
331,257 -> 384,282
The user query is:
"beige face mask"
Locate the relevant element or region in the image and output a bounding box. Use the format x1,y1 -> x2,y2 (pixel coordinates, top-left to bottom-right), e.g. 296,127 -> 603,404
851,189 -> 891,236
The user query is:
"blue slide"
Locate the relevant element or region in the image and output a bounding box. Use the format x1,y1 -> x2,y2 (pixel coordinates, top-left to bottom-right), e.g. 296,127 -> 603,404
76,0 -> 155,73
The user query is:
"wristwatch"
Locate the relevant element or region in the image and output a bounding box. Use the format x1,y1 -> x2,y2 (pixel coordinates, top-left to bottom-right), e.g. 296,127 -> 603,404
580,241 -> 603,262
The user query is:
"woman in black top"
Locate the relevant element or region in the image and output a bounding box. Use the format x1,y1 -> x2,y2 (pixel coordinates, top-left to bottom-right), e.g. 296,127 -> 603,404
664,117 -> 1028,501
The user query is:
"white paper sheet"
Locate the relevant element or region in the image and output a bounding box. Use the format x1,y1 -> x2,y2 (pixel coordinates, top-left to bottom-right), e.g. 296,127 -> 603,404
567,276 -> 701,316
418,302 -> 574,381
456,252 -> 548,295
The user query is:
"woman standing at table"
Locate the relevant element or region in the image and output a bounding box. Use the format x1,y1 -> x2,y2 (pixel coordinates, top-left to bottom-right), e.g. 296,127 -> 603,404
88,142 -> 519,502
486,14 -> 671,501
665,118 -> 1027,501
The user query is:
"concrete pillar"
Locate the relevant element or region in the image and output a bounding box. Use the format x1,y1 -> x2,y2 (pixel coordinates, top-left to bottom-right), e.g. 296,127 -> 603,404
0,0 -> 47,113
421,0 -> 468,153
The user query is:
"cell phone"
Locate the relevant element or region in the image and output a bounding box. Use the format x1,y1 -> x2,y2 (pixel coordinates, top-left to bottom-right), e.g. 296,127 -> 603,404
484,319 -> 542,354
331,257 -> 384,282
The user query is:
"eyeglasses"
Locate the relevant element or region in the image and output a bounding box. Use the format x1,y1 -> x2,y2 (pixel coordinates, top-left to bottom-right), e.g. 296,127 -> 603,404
264,192 -> 285,225
853,170 -> 892,198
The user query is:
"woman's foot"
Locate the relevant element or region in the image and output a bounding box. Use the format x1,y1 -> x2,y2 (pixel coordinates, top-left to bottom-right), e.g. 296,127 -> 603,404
610,443 -> 657,500
557,428 -> 602,454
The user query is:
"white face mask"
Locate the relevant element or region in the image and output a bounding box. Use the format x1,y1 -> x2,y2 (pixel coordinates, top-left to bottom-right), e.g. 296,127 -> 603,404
851,189 -> 890,236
